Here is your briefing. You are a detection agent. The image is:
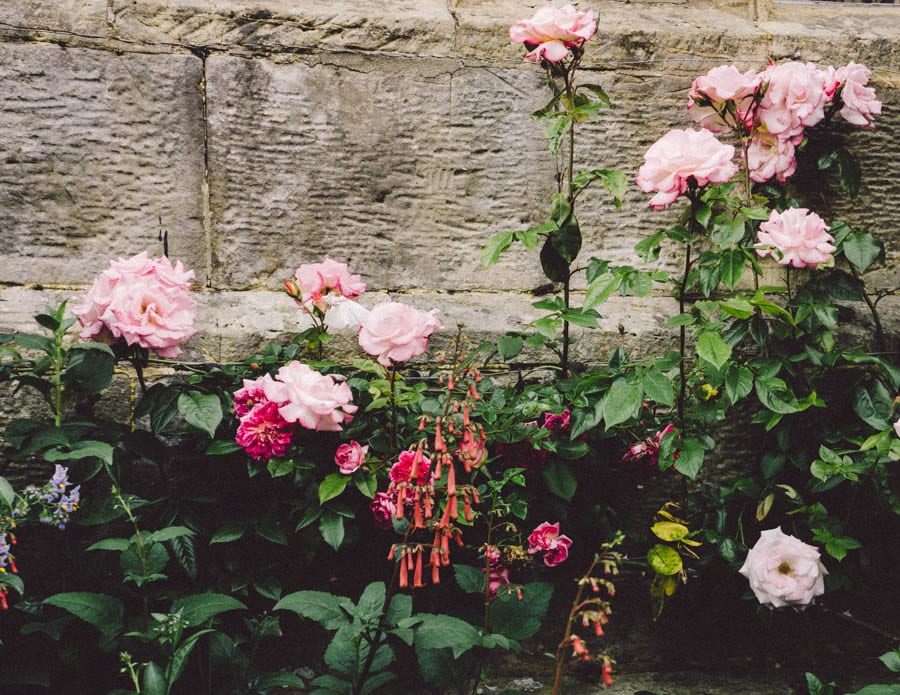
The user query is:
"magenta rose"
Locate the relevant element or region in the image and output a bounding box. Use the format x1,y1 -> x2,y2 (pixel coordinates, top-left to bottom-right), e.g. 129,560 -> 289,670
233,375 -> 274,418
746,132 -> 797,184
527,521 -> 573,567
370,492 -> 397,530
358,302 -> 440,367
235,401 -> 294,460
687,65 -> 761,133
73,252 -> 197,358
756,208 -> 835,269
757,61 -> 829,142
262,361 -> 357,432
543,409 -> 571,433
835,62 -> 882,128
389,449 -> 433,486
335,441 -> 368,475
509,3 -> 597,63
635,128 -> 738,210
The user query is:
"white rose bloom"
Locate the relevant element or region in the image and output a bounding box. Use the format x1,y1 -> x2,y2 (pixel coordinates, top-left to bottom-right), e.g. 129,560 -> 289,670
739,527 -> 827,609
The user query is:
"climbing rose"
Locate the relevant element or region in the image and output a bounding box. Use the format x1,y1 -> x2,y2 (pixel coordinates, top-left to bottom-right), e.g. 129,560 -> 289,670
835,62 -> 882,128
262,362 -> 357,432
293,258 -> 366,310
370,492 -> 397,530
358,302 -> 440,367
235,401 -> 293,460
747,132 -> 797,183
739,527 -> 827,609
527,521 -> 573,567
335,441 -> 368,475
73,252 -> 196,358
687,65 -> 761,133
509,3 -> 597,63
757,61 -> 829,142
756,208 -> 835,269
635,128 -> 738,210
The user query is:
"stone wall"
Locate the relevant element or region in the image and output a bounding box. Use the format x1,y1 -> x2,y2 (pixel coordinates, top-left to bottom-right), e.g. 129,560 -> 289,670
0,0 -> 898,363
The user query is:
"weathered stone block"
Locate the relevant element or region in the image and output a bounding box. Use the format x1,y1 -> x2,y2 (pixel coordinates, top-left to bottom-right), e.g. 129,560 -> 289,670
0,43 -> 207,285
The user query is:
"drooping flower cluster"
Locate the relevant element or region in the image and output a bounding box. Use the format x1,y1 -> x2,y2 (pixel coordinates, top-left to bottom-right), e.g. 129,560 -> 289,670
285,258 -> 370,332
233,363 -> 357,460
756,207 -> 836,269
73,252 -> 197,358
622,424 -> 676,468
527,521 -> 573,567
739,527 -> 827,609
509,3 -> 597,63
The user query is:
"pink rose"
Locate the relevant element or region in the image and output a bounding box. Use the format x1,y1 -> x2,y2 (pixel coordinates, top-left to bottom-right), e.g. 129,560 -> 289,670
358,302 -> 440,367
543,409 -> 571,433
389,449 -> 433,486
756,208 -> 835,269
334,441 -> 368,475
370,492 -> 397,530
635,128 -> 738,210
527,521 -> 573,567
835,62 -> 882,128
757,61 -> 829,142
509,4 -> 597,63
747,132 -> 797,184
262,361 -> 357,432
687,65 -> 761,133
235,401 -> 293,460
293,258 -> 366,311
622,424 -> 676,467
73,252 -> 197,358
739,527 -> 827,609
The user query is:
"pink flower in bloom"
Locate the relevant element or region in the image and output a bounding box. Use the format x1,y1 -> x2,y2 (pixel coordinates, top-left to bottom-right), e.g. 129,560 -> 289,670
293,258 -> 366,310
235,401 -> 293,460
73,252 -> 197,358
543,409 -> 571,433
756,208 -> 836,269
622,424 -> 676,467
335,441 -> 368,475
747,132 -> 797,184
358,302 -> 440,367
635,128 -> 738,210
509,4 -> 597,63
835,62 -> 882,128
370,492 -> 397,530
389,449 -> 433,487
233,375 -> 274,418
757,61 -> 829,142
739,527 -> 827,609
262,361 -> 357,432
527,521 -> 573,567
321,295 -> 370,332
687,65 -> 761,133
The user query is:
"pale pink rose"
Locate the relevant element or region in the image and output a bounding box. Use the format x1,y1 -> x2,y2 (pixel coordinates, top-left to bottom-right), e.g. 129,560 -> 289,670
334,441 -> 368,475
509,4 -> 597,63
835,62 -> 882,128
820,65 -> 840,99
527,521 -> 573,567
739,527 -> 827,609
358,302 -> 441,367
756,208 -> 835,269
262,361 -> 357,432
293,258 -> 366,311
389,449 -> 433,486
233,375 -> 274,418
322,295 -> 371,332
635,128 -> 738,210
747,132 -> 797,183
73,252 -> 197,358
687,65 -> 761,133
235,401 -> 293,460
370,492 -> 397,530
757,61 -> 829,142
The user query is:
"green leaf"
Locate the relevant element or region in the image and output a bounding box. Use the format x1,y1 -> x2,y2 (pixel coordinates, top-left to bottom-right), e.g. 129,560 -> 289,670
755,376 -> 805,414
719,297 -> 754,320
724,364 -> 753,405
837,148 -> 861,197
497,335 -> 524,361
274,591 -> 352,630
642,369 -> 675,407
878,649 -> 900,673
206,440 -> 242,455
842,231 -> 883,273
542,461 -> 577,501
356,582 -> 386,623
354,472 -> 378,499
310,673 -> 354,695
267,458 -> 295,477
166,629 -> 215,689
647,544 -> 683,576
210,523 -> 246,544
846,686 -> 900,695
63,348 -> 115,394
651,521 -> 689,542
550,216 -> 581,264
481,232 -> 514,268
602,379 -> 642,430
319,511 -> 345,551
414,613 -> 481,658
583,272 -> 622,310
674,439 -> 704,480
170,593 -> 246,627
696,332 -> 732,370
540,236 -> 569,283
141,662 -> 167,695
43,592 -> 124,635
852,384 -> 890,430
148,526 -> 194,543
488,582 -> 553,641
44,440 -> 115,466
0,476 -> 15,510
177,392 -> 223,438
453,564 -> 485,594
634,231 -> 666,263
14,332 -> 53,353
87,538 -> 130,552
711,218 -> 746,247
719,249 -> 746,288
361,672 -> 397,695
319,473 -> 349,505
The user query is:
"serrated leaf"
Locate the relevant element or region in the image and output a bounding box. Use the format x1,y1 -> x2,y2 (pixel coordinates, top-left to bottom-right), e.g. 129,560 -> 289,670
177,392 -> 223,438
488,582 -> 552,640
453,564 -> 485,594
414,613 -> 481,658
